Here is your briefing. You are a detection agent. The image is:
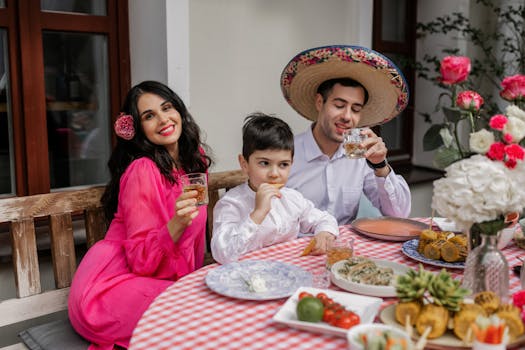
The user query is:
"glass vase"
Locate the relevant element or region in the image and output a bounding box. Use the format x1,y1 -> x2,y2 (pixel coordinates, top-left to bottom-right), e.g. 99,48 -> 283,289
462,233 -> 509,302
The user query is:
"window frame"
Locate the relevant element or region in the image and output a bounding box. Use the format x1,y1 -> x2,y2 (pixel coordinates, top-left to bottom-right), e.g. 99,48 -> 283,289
0,0 -> 129,196
372,0 -> 417,166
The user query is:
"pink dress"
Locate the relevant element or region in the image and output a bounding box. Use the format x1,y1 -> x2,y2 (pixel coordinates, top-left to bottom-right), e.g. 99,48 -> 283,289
68,158 -> 206,349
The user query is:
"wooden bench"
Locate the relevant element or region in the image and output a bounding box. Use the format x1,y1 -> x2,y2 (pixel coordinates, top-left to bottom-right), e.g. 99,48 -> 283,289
0,169 -> 246,350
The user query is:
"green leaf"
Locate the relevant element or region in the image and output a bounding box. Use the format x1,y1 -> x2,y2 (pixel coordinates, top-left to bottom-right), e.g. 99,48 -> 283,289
442,106 -> 463,123
433,147 -> 462,169
471,216 -> 507,236
423,124 -> 445,151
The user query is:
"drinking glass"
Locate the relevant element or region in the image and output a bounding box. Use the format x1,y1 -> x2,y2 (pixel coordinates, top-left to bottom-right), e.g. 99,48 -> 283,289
180,173 -> 208,206
343,128 -> 367,158
326,237 -> 354,270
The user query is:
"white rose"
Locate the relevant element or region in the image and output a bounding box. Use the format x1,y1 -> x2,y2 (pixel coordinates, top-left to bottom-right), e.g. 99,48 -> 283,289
469,129 -> 494,154
503,116 -> 525,143
505,105 -> 525,122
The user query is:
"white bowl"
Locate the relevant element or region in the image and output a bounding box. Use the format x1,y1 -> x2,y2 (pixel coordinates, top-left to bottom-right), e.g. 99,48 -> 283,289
347,323 -> 412,350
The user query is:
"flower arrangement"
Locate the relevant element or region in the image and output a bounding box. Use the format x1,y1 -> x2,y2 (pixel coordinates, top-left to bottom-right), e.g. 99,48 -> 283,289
430,56 -> 525,238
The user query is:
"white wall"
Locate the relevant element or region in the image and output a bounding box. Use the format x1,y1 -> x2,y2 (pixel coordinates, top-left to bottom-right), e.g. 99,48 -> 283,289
127,0 -> 454,217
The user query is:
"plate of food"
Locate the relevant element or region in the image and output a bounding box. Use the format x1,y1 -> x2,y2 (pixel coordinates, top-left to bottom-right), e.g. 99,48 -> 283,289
330,257 -> 411,297
351,217 -> 428,241
402,239 -> 465,269
272,286 -> 382,337
205,260 -> 312,300
380,303 -> 525,349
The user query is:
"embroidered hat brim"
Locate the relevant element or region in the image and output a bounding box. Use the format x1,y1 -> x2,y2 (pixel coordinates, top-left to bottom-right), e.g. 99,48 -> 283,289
280,45 -> 409,127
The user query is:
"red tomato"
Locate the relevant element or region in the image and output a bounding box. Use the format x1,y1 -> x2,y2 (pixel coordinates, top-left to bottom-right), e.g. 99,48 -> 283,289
316,293 -> 329,301
298,291 -> 313,300
322,308 -> 335,323
335,312 -> 360,329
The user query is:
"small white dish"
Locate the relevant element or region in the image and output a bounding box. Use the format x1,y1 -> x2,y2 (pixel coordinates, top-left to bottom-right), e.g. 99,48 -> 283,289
272,286 -> 382,337
347,323 -> 412,350
330,259 -> 411,297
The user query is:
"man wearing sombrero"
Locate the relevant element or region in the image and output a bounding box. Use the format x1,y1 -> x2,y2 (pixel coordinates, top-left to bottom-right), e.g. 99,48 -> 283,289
281,45 -> 411,225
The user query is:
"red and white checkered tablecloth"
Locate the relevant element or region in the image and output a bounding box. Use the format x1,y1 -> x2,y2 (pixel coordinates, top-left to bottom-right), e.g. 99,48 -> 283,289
129,221 -> 524,350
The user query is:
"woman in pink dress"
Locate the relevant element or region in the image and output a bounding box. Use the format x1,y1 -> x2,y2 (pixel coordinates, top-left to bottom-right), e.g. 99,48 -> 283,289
68,81 -> 212,349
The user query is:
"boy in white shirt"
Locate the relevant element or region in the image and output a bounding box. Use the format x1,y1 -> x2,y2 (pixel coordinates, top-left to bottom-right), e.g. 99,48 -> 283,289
211,113 -> 338,264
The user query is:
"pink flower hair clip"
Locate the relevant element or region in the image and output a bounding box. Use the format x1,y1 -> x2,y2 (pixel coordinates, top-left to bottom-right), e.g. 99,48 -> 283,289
114,112 -> 135,140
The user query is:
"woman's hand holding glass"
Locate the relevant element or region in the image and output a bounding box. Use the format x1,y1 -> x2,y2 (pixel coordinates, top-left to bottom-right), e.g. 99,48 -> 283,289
167,190 -> 200,242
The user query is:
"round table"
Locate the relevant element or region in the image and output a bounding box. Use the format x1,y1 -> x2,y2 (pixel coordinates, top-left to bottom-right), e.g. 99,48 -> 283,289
129,223 -> 524,350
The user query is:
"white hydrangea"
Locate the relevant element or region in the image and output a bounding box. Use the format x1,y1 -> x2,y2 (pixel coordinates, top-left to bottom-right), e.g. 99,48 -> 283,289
505,104 -> 525,122
431,155 -> 525,231
503,116 -> 525,143
469,129 -> 494,154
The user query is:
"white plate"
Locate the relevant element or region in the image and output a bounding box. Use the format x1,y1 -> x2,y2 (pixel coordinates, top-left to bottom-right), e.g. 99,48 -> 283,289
205,260 -> 312,300
402,239 -> 465,269
330,258 -> 411,297
272,286 -> 382,337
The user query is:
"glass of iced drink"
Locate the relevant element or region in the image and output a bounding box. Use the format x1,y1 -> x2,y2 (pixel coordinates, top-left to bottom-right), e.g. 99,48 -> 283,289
181,173 -> 208,206
343,128 -> 367,158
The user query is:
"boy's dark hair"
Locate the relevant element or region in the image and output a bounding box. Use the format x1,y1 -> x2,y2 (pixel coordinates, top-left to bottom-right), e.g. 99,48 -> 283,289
101,80 -> 212,222
316,77 -> 369,105
242,112 -> 294,160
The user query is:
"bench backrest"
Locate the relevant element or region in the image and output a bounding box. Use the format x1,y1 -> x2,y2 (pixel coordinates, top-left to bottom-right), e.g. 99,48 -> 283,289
0,169 -> 246,328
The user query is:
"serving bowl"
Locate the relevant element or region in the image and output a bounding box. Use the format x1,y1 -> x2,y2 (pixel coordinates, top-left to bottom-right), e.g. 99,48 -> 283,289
347,323 -> 412,350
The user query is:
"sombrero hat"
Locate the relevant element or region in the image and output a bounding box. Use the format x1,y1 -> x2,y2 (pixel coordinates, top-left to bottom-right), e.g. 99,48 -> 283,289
280,45 -> 409,127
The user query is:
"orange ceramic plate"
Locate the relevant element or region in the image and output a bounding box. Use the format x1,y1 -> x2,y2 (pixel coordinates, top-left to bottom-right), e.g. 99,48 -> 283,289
351,217 -> 428,242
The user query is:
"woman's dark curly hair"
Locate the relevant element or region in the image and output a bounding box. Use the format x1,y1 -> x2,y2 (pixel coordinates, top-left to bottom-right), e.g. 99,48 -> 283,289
101,81 -> 212,222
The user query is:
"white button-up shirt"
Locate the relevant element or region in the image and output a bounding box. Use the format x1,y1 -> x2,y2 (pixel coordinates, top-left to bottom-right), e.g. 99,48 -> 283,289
287,127 -> 411,225
211,182 -> 339,264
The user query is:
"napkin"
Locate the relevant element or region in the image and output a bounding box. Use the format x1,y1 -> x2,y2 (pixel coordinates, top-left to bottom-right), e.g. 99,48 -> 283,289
432,217 -> 461,232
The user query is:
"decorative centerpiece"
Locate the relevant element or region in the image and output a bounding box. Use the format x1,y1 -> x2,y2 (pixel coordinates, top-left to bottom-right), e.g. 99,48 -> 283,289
429,56 -> 525,300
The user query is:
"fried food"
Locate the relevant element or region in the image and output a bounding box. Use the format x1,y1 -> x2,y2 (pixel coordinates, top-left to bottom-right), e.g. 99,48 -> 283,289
453,303 -> 486,341
269,183 -> 285,189
300,238 -> 316,256
474,291 -> 500,314
495,308 -> 525,340
395,300 -> 422,326
415,304 -> 449,339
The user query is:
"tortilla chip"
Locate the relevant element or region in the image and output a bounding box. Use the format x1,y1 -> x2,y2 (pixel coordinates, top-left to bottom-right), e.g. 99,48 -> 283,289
300,238 -> 317,256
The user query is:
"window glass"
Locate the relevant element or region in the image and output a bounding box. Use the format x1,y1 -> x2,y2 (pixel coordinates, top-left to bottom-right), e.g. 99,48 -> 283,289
0,30 -> 14,196
0,1 -> 5,8
43,31 -> 110,189
41,0 -> 106,16
381,0 -> 406,42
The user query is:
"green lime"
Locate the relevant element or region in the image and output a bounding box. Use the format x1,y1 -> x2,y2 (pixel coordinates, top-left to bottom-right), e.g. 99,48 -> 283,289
296,296 -> 324,322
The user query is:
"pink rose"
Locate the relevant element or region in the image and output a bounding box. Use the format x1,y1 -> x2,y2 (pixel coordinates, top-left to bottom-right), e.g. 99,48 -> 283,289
489,114 -> 508,131
486,142 -> 506,161
439,56 -> 471,85
500,74 -> 525,102
456,90 -> 484,111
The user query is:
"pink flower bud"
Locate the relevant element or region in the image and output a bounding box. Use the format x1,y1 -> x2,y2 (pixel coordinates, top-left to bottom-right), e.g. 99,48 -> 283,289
456,90 -> 484,111
500,74 -> 525,102
439,56 -> 471,85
